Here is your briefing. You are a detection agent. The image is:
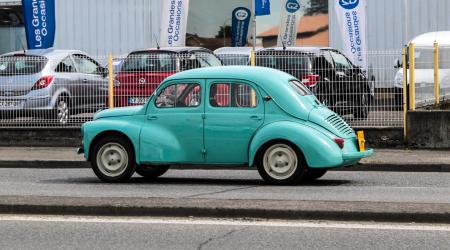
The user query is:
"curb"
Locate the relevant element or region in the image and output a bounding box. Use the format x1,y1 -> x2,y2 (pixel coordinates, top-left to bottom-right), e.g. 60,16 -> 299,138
1,160 -> 450,172
1,196 -> 449,223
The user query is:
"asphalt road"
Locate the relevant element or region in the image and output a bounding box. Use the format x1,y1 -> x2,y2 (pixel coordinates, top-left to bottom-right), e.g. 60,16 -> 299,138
0,215 -> 449,250
0,168 -> 449,204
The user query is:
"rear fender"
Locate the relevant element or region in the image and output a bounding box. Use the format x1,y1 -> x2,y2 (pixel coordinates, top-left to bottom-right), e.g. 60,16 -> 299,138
249,121 -> 344,168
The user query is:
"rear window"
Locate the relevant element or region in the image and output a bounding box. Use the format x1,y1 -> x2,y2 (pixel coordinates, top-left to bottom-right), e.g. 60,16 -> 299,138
217,54 -> 249,65
0,55 -> 47,76
121,52 -> 176,72
256,52 -> 312,72
289,80 -> 312,96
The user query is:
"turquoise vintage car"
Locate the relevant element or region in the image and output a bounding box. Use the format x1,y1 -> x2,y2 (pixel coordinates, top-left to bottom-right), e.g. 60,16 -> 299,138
79,66 -> 373,184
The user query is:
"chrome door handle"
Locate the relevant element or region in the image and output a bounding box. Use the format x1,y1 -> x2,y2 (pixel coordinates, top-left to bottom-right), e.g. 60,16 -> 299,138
147,115 -> 158,120
250,115 -> 262,121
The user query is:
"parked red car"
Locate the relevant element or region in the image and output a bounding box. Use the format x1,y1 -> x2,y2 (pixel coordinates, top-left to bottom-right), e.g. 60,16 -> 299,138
113,47 -> 222,107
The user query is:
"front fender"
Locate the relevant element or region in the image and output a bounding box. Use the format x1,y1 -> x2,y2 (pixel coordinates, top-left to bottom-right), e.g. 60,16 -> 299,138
248,121 -> 344,168
82,116 -> 144,163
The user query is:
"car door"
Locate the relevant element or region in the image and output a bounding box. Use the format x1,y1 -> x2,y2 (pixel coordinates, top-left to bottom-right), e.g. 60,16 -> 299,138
72,54 -> 107,110
54,56 -> 78,103
204,79 -> 264,164
139,80 -> 205,164
328,50 -> 355,106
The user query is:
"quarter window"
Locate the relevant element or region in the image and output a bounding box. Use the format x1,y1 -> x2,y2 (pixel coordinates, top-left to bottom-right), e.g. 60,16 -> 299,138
155,83 -> 201,108
55,56 -> 76,73
210,83 -> 258,108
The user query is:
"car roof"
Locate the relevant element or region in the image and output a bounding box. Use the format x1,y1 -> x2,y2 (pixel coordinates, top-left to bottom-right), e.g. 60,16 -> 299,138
1,49 -> 86,58
214,47 -> 263,55
163,66 -> 315,120
259,46 -> 334,54
130,47 -> 212,54
410,31 -> 450,46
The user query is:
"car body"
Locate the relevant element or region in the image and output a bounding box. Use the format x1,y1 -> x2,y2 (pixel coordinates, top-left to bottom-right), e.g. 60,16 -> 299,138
114,47 -> 222,107
79,66 -> 373,184
256,47 -> 374,119
214,47 -> 262,65
0,49 -> 108,124
394,31 -> 450,106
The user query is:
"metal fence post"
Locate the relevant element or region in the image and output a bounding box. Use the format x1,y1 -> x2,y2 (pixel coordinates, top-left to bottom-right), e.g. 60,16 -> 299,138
402,47 -> 408,138
108,53 -> 114,109
434,42 -> 440,105
408,43 -> 415,110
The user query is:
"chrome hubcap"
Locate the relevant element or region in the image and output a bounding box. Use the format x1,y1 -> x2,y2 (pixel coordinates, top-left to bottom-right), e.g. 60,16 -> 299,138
57,99 -> 69,124
96,142 -> 128,177
263,144 -> 298,180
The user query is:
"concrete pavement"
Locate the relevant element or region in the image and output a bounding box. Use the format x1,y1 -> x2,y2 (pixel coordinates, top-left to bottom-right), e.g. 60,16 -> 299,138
0,169 -> 449,223
0,147 -> 449,171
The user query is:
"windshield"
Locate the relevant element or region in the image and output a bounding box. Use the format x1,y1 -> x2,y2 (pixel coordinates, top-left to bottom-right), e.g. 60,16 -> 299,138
289,80 -> 312,96
121,52 -> 176,72
217,55 -> 249,65
0,55 -> 47,76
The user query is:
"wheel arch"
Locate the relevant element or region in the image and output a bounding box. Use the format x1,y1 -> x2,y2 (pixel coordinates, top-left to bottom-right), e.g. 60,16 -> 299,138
88,130 -> 135,162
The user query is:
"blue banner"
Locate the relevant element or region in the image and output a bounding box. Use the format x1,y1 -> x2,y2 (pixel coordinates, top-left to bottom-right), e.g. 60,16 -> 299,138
22,0 -> 56,49
255,0 -> 270,16
231,7 -> 251,47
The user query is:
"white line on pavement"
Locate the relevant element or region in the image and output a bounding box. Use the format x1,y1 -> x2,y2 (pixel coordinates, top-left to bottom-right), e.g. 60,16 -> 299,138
0,215 -> 449,231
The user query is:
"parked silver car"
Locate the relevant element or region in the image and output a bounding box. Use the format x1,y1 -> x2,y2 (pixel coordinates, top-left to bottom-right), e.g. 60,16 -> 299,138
0,49 -> 108,124
214,47 -> 262,65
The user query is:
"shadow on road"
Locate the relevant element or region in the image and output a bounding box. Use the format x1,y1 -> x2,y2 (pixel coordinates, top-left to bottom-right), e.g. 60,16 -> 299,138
42,176 -> 354,187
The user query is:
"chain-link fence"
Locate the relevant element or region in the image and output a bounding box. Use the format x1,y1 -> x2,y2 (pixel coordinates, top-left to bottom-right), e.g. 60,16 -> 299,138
0,49 -> 413,128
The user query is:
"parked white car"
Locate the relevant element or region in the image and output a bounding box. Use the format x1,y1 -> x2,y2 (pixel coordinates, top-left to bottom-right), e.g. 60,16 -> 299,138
214,47 -> 262,65
394,31 -> 450,106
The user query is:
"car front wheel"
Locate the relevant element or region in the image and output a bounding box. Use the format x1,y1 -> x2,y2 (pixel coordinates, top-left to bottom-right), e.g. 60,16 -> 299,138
256,142 -> 306,185
91,136 -> 135,182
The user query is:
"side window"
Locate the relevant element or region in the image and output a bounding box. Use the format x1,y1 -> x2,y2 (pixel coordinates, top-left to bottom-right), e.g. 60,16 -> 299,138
210,83 -> 258,108
73,54 -> 100,74
55,57 -> 76,73
155,83 -> 201,108
330,51 -> 351,72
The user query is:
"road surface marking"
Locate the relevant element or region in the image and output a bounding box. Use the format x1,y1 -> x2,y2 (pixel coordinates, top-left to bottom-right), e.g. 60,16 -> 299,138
0,215 -> 449,231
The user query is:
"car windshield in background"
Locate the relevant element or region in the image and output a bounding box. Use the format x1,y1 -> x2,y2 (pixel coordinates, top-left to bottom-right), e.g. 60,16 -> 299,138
121,52 -> 176,72
289,80 -> 312,96
0,56 -> 47,76
218,55 -> 249,66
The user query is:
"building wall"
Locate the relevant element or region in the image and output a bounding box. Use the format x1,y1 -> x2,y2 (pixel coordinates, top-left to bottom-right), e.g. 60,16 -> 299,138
54,0 -> 162,58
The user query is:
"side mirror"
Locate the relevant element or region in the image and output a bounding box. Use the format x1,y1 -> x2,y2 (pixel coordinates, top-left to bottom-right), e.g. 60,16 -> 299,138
394,58 -> 402,69
98,67 -> 108,77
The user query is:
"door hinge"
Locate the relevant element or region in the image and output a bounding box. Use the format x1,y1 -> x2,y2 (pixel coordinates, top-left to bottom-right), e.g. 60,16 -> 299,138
201,149 -> 207,155
201,114 -> 206,119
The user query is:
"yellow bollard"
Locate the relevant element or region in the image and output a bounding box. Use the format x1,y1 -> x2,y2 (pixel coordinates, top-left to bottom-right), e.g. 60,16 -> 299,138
434,42 -> 440,105
250,49 -> 256,106
108,53 -> 114,109
402,47 -> 408,139
408,43 -> 415,111
357,131 -> 365,152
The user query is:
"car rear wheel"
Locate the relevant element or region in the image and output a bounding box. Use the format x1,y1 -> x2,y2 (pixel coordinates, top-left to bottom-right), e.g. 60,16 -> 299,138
303,169 -> 327,181
256,143 -> 306,185
91,136 -> 135,182
135,165 -> 170,179
54,97 -> 70,124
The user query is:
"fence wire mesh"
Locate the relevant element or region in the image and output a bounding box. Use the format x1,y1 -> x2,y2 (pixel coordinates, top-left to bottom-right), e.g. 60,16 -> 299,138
0,49 -> 419,128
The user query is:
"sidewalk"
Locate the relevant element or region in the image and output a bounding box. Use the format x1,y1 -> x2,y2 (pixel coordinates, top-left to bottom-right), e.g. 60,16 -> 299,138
0,147 -> 449,171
